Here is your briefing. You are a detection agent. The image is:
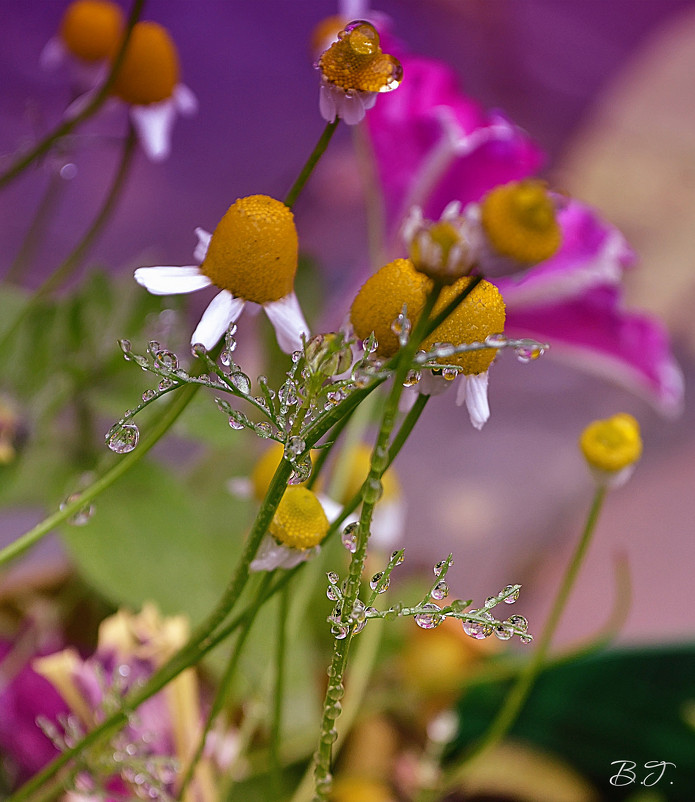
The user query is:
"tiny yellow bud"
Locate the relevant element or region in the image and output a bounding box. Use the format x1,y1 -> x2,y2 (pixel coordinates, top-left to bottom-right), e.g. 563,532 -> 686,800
318,21 -> 402,93
200,195 -> 298,304
60,0 -> 124,62
270,487 -> 329,550
481,180 -> 561,265
580,413 -> 642,473
110,21 -> 180,105
350,258 -> 431,358
423,278 -> 506,375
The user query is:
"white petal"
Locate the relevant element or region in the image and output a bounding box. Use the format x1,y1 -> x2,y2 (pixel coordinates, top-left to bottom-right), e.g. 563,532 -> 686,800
40,37 -> 66,70
316,494 -> 344,524
191,291 -> 245,350
193,228 -> 212,262
462,372 -> 490,430
337,91 -> 370,125
250,535 -> 316,572
371,498 -> 406,551
263,292 -> 309,353
134,265 -> 211,295
319,83 -> 338,123
173,83 -> 198,116
130,100 -> 177,162
419,372 -> 450,397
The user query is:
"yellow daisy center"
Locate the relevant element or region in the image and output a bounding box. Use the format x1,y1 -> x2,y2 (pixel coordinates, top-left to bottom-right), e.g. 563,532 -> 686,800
318,21 -> 402,93
334,443 -> 401,506
579,414 -> 642,472
60,0 -> 124,62
109,21 -> 180,105
422,278 -> 506,375
200,195 -> 298,304
481,180 -> 561,265
350,258 -> 432,358
270,487 -> 329,550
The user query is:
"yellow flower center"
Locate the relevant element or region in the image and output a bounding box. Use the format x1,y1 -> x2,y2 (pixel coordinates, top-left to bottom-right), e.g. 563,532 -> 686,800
200,195 -> 298,304
350,258 -> 432,358
334,443 -> 401,506
270,487 -> 329,550
318,21 -> 403,93
579,413 -> 642,473
109,21 -> 180,105
60,0 -> 124,62
423,278 -> 506,375
481,180 -> 561,265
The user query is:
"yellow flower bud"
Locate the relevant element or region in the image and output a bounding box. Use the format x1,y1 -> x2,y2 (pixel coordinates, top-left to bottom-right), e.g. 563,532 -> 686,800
580,413 -> 642,475
110,21 -> 180,105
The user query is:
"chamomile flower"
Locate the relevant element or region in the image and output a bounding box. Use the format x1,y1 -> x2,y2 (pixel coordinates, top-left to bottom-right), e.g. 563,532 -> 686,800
250,487 -> 330,572
41,0 -> 124,88
315,20 -> 402,125
579,413 -> 642,488
350,259 -> 506,429
134,195 -> 309,352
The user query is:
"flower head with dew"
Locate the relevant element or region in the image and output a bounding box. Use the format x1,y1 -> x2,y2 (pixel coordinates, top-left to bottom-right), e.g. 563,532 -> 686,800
350,258 -> 506,429
580,413 -> 642,488
251,486 -> 330,571
31,603 -> 236,800
40,0 -> 124,86
63,20 -> 197,161
315,20 -> 402,125
134,194 -> 309,352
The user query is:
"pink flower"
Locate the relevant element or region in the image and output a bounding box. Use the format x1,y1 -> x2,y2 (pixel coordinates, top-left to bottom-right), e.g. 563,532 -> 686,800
366,50 -> 683,414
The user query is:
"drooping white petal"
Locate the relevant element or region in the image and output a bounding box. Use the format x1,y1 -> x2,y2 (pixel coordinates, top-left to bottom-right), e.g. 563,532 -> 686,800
40,37 -> 66,70
250,535 -> 317,572
173,83 -> 198,116
129,99 -> 177,162
263,292 -> 309,353
319,83 -> 338,123
193,228 -> 212,263
460,372 -> 490,430
134,265 -> 211,295
191,291 -> 246,350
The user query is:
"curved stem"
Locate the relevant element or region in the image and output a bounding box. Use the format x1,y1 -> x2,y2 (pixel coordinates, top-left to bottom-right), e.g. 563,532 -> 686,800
284,120 -> 339,208
270,583 -> 290,795
432,484 -> 608,798
0,0 -> 145,189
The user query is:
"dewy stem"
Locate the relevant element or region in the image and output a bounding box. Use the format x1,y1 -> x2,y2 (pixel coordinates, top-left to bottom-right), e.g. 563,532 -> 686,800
313,285 -> 443,799
0,0 -> 146,189
284,119 -> 339,208
431,484 -> 608,799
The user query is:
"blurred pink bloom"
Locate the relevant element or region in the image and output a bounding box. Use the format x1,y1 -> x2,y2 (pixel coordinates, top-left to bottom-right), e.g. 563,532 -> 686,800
366,50 -> 683,414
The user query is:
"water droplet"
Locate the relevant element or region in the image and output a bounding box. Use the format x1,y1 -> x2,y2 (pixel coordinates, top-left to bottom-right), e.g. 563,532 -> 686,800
494,624 -> 513,641
118,338 -> 132,354
255,422 -> 272,438
278,382 -> 297,406
462,618 -> 493,640
502,585 -> 520,603
519,634 -> 533,644
327,586 -> 339,601
228,414 -> 245,430
147,340 -> 161,354
363,477 -> 383,503
60,162 -> 77,180
289,454 -> 312,484
353,618 -> 367,634
284,436 -> 305,460
154,349 -> 178,370
441,367 -> 458,381
327,571 -> 339,585
414,603 -> 444,629
325,701 -> 342,719
220,349 -> 233,367
158,378 -> 173,391
142,389 -> 156,402
369,572 -> 390,592
507,614 -> 528,632
331,624 -> 349,640
434,559 -> 450,577
431,581 -> 449,600
191,342 -> 207,358
434,342 -> 455,358
362,334 -> 378,353
485,596 -> 497,607
390,550 -> 405,566
107,423 -> 139,454
291,350 -> 302,363
60,494 -> 95,526
341,522 -> 359,553
403,370 -> 421,387
515,344 -> 544,363
230,372 -> 251,394
485,333 -> 507,348
390,313 -> 411,339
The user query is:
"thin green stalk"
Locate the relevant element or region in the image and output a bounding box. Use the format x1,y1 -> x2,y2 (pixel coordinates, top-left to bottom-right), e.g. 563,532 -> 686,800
423,274 -> 483,340
284,120 -> 339,208
270,583 -> 290,796
0,0 -> 145,189
431,484 -> 608,798
313,285 -> 443,798
0,380 -> 200,568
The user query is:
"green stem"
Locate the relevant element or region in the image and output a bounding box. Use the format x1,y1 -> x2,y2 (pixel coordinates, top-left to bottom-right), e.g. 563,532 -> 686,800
284,120 -> 339,208
270,583 -> 290,796
0,381 -> 200,568
432,484 -> 608,798
0,0 -> 145,189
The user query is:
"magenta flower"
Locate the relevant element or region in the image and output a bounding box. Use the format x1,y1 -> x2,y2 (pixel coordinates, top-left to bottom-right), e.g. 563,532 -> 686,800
366,50 -> 683,414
